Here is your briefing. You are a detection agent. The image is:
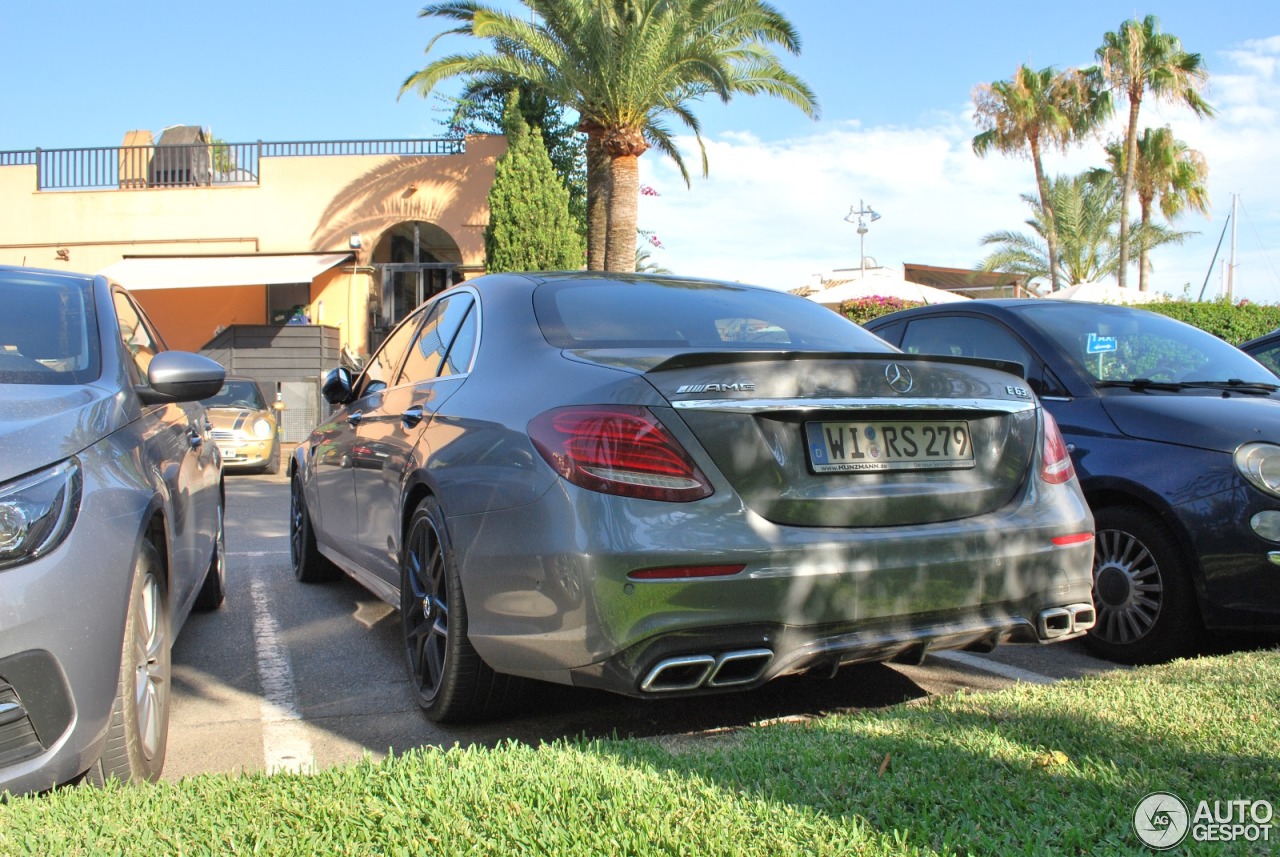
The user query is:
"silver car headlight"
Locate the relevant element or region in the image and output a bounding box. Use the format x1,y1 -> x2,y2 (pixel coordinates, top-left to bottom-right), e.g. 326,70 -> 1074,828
252,418 -> 274,440
0,459 -> 82,570
1235,442 -> 1280,498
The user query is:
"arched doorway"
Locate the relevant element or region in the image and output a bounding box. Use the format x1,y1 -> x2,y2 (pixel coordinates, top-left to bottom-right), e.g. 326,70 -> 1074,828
372,220 -> 463,332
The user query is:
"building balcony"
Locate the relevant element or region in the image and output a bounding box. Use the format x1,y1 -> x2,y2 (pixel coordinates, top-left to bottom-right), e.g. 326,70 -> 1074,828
0,132 -> 466,192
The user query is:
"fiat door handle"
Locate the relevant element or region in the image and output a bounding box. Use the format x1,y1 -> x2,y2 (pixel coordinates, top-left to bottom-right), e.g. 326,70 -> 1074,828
347,411 -> 363,425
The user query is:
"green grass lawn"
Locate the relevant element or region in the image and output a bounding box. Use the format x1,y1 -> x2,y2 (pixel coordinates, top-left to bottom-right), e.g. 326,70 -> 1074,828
2,650 -> 1276,856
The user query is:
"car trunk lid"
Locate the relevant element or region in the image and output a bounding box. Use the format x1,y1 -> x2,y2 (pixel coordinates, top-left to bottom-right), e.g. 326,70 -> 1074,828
634,352 -> 1038,527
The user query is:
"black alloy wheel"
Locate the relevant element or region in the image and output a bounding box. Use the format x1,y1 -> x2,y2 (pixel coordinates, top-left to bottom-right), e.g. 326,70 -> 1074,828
290,473 -> 339,583
400,497 -> 521,722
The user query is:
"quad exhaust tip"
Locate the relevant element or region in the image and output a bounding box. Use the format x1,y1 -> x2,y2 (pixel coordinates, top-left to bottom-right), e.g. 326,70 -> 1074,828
1038,603 -> 1096,639
641,649 -> 774,693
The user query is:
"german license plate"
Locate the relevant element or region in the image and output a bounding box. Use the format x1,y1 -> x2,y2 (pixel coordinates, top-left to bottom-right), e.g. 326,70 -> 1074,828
804,420 -> 974,473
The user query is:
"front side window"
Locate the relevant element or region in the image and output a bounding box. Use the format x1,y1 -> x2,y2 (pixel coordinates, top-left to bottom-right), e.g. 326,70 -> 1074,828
357,309 -> 426,398
901,316 -> 1032,369
113,292 -> 160,385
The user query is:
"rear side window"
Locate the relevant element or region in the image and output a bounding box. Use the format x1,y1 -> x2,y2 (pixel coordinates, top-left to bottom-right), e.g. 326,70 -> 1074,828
398,292 -> 476,383
533,278 -> 891,352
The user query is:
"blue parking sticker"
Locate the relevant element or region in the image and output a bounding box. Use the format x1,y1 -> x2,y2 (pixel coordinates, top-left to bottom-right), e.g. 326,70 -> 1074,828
1087,333 -> 1118,354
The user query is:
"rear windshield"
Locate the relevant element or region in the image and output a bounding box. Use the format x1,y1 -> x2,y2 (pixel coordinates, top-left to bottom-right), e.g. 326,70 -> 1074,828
533,277 -> 893,352
202,379 -> 267,410
0,270 -> 101,385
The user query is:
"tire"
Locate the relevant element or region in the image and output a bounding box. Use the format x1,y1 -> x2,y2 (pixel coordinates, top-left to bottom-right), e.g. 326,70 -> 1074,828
193,494 -> 226,611
86,539 -> 171,784
400,497 -> 521,722
263,441 -> 281,476
1084,506 -> 1200,665
290,473 -> 340,583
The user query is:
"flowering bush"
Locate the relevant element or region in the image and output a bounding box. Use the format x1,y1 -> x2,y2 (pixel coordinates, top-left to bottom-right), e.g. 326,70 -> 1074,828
839,296 -> 925,325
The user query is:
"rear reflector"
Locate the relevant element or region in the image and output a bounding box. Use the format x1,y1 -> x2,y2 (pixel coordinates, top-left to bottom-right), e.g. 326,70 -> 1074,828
529,406 -> 713,502
628,564 -> 746,580
1051,532 -> 1094,547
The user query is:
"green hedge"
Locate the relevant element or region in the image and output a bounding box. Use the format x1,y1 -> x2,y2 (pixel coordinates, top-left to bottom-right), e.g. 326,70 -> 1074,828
843,295 -> 1280,346
1142,300 -> 1280,345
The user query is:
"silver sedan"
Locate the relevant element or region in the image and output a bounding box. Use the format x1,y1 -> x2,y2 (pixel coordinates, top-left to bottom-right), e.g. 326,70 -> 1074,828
0,266 -> 226,795
290,273 -> 1095,722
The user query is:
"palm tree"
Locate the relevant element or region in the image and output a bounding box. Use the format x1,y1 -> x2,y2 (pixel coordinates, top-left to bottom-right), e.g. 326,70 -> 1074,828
1095,14 -> 1214,289
978,172 -> 1185,288
402,0 -> 818,272
1098,127 -> 1210,291
972,65 -> 1109,293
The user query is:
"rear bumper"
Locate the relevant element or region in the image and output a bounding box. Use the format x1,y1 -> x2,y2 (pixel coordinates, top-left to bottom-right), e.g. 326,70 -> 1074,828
574,602 -> 1096,697
449,476 -> 1095,697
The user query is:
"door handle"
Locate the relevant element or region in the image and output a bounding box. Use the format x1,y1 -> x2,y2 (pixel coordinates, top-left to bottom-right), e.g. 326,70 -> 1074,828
347,410 -> 363,425
186,427 -> 203,448
402,406 -> 425,428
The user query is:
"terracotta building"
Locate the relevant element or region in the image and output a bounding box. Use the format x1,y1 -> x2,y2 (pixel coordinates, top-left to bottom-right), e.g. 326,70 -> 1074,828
0,127 -> 505,437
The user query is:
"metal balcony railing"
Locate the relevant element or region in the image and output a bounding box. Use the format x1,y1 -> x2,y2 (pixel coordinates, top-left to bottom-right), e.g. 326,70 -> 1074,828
0,138 -> 466,191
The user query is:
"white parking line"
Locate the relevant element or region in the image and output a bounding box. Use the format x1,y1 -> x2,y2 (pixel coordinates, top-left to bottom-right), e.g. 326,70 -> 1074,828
931,650 -> 1057,685
232,551 -> 291,557
248,578 -> 314,774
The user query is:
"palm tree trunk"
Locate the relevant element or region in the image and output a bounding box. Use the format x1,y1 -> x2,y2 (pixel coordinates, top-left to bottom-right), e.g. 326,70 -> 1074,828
1137,195 -> 1153,293
605,152 -> 641,272
1031,141 -> 1060,292
584,130 -> 610,271
1118,98 -> 1142,289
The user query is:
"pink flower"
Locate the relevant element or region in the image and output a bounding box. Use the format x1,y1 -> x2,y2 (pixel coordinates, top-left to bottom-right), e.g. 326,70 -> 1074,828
649,234 -> 664,248
640,185 -> 659,196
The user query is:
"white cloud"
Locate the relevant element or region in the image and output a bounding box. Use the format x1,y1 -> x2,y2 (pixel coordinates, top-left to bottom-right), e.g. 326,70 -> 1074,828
639,38 -> 1280,303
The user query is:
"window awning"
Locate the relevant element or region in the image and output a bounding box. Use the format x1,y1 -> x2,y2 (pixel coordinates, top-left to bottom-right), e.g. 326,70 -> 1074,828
98,253 -> 353,290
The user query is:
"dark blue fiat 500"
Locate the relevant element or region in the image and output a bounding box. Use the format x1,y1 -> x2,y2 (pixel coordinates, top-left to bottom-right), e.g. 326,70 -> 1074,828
867,300 -> 1280,664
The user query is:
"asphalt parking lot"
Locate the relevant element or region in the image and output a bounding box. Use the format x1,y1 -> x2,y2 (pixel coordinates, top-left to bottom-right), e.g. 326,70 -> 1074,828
164,471 -> 1129,781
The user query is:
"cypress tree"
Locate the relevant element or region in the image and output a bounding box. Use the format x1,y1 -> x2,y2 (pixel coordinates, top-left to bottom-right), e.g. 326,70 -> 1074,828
485,93 -> 584,272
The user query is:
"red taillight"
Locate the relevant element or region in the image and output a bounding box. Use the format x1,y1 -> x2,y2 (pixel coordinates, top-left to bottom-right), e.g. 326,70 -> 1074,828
628,564 -> 745,580
528,406 -> 714,502
1040,409 -> 1075,485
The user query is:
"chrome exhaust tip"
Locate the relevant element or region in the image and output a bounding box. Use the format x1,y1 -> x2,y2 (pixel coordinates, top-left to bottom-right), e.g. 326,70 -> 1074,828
1038,607 -> 1073,639
640,655 -> 715,692
1069,603 -> 1096,633
706,649 -> 773,687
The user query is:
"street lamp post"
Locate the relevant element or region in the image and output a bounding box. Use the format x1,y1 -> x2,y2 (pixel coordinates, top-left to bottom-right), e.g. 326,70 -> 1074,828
844,200 -> 881,276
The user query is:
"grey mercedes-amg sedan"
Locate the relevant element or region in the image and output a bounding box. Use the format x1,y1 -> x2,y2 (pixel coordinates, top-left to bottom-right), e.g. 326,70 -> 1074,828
290,272 -> 1096,722
0,266 -> 226,795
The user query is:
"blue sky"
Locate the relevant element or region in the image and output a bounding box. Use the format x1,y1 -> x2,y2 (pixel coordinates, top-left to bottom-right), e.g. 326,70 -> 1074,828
4,2 -> 1279,299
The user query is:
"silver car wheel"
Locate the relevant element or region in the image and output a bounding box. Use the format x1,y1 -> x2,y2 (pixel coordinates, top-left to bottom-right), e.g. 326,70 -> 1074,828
1092,527 -> 1164,646
132,571 -> 169,761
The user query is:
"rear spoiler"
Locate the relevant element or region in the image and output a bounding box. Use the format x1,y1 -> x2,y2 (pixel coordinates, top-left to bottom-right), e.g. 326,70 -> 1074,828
642,350 -> 1027,380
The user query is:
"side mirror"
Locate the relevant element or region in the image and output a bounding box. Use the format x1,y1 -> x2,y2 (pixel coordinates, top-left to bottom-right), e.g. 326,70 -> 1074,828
138,352 -> 226,405
322,366 -> 354,405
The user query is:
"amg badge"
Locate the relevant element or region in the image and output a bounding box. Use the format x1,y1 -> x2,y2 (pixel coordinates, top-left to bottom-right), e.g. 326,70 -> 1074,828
676,382 -> 757,394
